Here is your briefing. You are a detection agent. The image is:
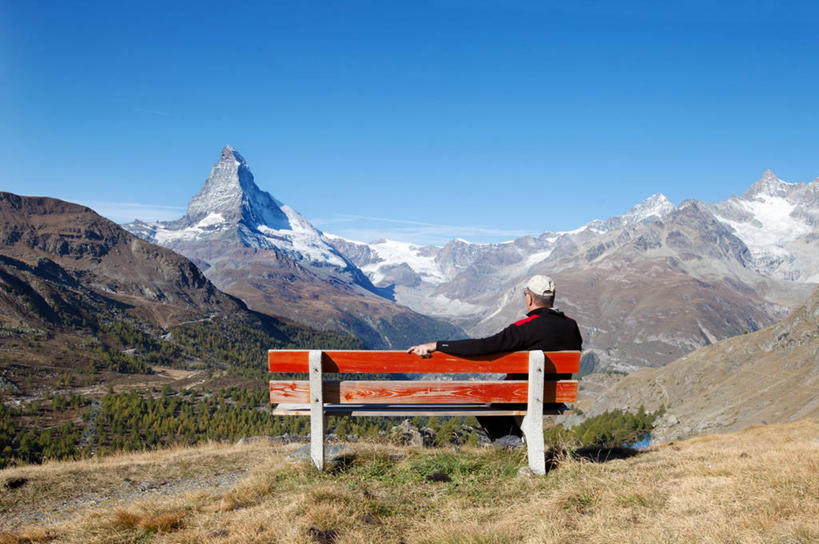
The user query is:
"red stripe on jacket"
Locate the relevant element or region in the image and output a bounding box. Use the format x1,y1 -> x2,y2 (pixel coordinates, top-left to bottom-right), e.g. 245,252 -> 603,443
513,315 -> 540,327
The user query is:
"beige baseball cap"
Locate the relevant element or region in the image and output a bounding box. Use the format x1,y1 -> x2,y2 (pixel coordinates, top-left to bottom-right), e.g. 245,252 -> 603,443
524,275 -> 555,297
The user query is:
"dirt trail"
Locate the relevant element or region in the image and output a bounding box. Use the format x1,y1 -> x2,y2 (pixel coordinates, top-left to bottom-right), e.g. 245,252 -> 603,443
3,469 -> 248,529
0,440 -> 291,530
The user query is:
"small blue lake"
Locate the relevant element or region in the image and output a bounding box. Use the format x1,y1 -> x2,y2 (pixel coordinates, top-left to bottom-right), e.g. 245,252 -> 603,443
629,433 -> 653,450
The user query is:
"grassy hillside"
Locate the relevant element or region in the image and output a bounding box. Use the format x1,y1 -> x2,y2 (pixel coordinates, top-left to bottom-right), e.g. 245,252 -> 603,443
576,285 -> 819,442
1,419 -> 816,544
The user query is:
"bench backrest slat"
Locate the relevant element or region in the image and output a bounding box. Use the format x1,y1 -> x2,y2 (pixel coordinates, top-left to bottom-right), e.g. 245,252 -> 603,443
269,379 -> 578,405
268,349 -> 580,374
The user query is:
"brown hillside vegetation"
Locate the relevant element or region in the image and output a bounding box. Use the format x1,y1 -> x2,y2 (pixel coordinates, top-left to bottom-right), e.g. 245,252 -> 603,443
1,419 -> 817,544
0,191 -> 362,463
584,285 -> 819,442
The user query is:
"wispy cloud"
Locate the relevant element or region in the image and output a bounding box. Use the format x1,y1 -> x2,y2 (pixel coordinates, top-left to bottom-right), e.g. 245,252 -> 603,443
133,107 -> 171,117
65,202 -> 524,244
80,200 -> 185,224
313,214 -> 528,246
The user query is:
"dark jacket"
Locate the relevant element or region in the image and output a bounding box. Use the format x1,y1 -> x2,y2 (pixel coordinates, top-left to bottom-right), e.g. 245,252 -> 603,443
436,307 -> 582,356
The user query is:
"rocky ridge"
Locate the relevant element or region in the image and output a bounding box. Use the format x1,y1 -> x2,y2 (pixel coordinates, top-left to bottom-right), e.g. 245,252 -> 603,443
328,171 -> 818,371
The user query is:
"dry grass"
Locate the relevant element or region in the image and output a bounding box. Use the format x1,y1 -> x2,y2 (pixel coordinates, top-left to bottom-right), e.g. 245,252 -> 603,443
0,419 -> 817,543
112,508 -> 185,532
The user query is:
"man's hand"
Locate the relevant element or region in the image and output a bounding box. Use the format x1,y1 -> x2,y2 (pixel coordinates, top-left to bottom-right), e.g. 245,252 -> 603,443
407,342 -> 437,358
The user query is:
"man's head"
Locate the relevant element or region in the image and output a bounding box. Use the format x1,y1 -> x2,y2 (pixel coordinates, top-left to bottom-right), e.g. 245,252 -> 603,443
523,274 -> 555,310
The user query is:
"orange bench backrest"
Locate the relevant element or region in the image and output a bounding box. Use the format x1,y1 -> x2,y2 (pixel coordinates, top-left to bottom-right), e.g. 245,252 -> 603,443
268,349 -> 580,374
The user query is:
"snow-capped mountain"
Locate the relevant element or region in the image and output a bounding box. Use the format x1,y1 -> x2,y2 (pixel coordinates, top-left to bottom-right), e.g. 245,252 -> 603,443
705,170 -> 819,282
125,146 -> 464,348
124,152 -> 817,370
583,193 -> 675,233
128,146 -> 354,277
326,171 -> 818,371
328,193 -> 682,321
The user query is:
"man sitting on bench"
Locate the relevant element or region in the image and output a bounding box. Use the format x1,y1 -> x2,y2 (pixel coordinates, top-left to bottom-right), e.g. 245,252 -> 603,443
408,274 -> 582,440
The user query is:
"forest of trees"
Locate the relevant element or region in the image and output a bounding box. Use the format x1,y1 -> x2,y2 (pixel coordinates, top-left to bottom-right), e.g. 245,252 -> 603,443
0,387 -> 416,467
1,306 -> 365,468
1,397 -> 85,466
1,305 -> 661,468
0,382 -> 662,468
544,406 -> 662,448
84,315 -> 362,379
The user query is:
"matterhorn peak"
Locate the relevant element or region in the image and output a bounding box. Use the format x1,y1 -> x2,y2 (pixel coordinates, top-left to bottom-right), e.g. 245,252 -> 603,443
183,145 -> 288,230
219,144 -> 247,165
124,146 -> 354,268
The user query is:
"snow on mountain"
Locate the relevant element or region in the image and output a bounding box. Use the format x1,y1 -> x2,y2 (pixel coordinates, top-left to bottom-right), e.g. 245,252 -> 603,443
705,170 -> 819,281
327,192 -> 677,291
362,239 -> 449,285
583,193 -> 675,234
713,193 -> 809,255
254,203 -> 348,268
326,171 -> 818,371
128,145 -> 348,270
523,249 -> 555,268
620,193 -> 675,224
124,146 -> 467,349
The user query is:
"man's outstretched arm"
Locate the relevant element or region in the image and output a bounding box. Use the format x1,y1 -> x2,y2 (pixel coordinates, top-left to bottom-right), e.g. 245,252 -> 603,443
407,341 -> 437,358
408,323 -> 526,358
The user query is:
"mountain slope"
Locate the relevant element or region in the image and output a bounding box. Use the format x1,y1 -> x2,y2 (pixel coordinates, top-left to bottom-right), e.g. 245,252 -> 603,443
0,192 -> 237,326
580,284 -> 819,441
125,147 -> 464,349
0,192 -> 361,397
329,172 -> 817,370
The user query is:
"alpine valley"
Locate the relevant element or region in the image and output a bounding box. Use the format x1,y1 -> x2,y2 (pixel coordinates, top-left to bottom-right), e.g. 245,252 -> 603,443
0,191 -> 362,384
329,170 -> 819,373
0,192 -> 362,465
126,149 -> 819,373
125,146 -> 464,349
3,145 -> 818,463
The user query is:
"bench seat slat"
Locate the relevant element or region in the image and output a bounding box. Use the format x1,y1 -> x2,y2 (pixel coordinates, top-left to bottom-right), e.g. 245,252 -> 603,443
271,403 -> 569,417
268,350 -> 580,374
270,379 -> 578,404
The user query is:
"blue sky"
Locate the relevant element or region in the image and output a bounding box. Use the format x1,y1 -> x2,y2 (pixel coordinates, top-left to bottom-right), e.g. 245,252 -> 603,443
2,1 -> 818,245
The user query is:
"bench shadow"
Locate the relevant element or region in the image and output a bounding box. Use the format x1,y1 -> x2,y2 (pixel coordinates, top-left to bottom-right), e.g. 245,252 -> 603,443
544,445 -> 643,473
572,445 -> 643,462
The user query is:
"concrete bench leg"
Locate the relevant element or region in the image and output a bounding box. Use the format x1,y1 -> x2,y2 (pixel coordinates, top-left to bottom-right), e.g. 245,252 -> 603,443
309,350 -> 325,470
521,350 -> 546,474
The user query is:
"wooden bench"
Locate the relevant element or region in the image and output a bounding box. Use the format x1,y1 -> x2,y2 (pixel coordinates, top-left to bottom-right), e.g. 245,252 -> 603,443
267,349 -> 579,474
